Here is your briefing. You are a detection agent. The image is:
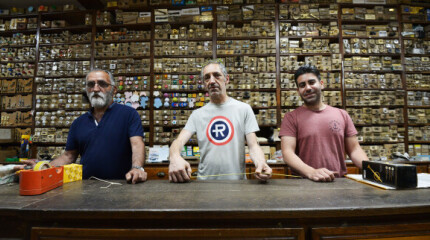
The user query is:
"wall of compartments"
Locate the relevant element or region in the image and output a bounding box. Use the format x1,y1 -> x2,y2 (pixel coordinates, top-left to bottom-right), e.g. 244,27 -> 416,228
0,0 -> 429,161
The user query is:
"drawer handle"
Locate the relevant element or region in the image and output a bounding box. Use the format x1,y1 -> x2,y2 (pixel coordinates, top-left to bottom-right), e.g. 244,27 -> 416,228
157,172 -> 166,178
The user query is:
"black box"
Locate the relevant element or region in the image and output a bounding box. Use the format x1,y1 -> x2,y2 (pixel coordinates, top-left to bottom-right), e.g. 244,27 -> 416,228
362,161 -> 417,189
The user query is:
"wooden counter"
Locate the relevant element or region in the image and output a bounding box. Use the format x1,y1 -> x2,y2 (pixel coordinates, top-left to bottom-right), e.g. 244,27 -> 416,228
0,178 -> 429,239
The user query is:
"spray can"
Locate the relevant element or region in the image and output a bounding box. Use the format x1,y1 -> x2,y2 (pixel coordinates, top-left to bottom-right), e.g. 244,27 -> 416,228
19,135 -> 31,162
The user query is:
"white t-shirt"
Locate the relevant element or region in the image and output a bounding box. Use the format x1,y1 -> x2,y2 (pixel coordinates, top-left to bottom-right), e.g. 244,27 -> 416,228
184,98 -> 259,180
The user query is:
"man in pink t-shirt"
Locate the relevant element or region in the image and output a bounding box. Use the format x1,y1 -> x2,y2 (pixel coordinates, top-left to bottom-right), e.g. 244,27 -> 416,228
280,66 -> 368,182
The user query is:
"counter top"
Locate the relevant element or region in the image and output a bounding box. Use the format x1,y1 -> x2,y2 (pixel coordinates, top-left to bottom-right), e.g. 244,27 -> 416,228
1,178 -> 429,219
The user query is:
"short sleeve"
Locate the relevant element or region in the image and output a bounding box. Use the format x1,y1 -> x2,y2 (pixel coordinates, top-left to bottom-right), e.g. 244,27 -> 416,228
244,104 -> 260,134
343,111 -> 358,137
65,119 -> 79,151
183,111 -> 197,134
279,111 -> 297,137
128,109 -> 144,138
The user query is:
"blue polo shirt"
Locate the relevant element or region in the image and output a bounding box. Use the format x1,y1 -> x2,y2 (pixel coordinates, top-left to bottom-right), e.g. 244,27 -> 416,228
66,103 -> 144,179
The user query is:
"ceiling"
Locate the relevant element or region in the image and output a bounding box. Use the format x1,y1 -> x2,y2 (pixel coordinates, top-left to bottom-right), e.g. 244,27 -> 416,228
0,0 -> 105,10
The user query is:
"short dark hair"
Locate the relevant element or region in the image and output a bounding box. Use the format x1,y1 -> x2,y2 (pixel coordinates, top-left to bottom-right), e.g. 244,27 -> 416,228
294,65 -> 321,86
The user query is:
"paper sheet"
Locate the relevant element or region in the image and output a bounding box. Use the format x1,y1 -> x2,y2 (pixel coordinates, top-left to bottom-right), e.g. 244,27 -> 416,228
346,173 -> 430,190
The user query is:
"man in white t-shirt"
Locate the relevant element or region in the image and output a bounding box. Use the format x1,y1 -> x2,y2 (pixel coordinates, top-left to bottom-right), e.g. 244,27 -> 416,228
169,60 -> 272,182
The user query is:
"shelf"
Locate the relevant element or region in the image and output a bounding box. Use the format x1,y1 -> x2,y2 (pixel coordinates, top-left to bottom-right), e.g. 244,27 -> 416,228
278,19 -> 335,23
154,55 -> 212,58
37,75 -> 86,78
153,38 -> 212,41
216,54 -> 276,57
343,53 -> 401,57
408,106 -> 430,109
344,70 -> 403,73
281,88 -> 341,91
0,60 -> 36,63
0,125 -> 32,128
112,73 -> 150,77
39,41 -> 92,46
339,3 -> 397,7
0,44 -> 36,48
405,54 -> 430,57
153,20 -> 213,26
32,142 -> 66,146
40,25 -> 92,32
280,53 -> 332,56
39,58 -> 91,62
0,77 -> 33,80
402,37 -> 430,41
0,92 -> 33,96
40,10 -> 92,16
96,23 -> 152,29
406,71 -> 430,74
0,108 -> 32,112
94,56 -> 150,60
228,71 -> 276,74
280,70 -> 341,73
345,88 -> 404,91
341,20 -> 397,24
34,125 -> 71,128
346,105 -> 405,108
406,88 -> 430,91
401,21 -> 430,25
0,29 -> 37,34
279,36 -> 338,39
408,124 -> 430,127
342,36 -> 400,39
0,13 -> 38,19
355,123 -> 404,127
154,72 -> 200,75
227,89 -> 277,92
408,141 -> 430,144
159,89 -> 205,93
217,36 -> 276,40
94,39 -> 151,44
359,141 -> 403,145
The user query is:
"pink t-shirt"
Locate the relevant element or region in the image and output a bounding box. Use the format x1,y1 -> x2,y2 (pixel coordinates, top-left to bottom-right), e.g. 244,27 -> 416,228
280,105 -> 358,177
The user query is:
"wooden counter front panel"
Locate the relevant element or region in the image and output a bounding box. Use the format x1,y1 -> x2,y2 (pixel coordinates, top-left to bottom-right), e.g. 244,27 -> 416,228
31,227 -> 305,240
312,223 -> 430,240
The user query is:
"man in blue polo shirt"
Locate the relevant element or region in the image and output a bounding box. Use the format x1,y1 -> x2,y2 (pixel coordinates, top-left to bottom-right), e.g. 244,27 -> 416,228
50,69 -> 147,184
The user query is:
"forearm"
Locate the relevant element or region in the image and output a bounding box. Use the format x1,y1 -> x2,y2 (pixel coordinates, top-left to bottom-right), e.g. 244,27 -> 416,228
249,145 -> 266,167
130,136 -> 145,167
169,139 -> 186,161
349,148 -> 368,169
50,152 -> 76,166
131,145 -> 145,167
282,150 -> 315,177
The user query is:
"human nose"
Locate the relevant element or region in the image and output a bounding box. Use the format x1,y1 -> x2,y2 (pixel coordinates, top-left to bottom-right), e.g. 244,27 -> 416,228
304,83 -> 311,91
208,75 -> 216,84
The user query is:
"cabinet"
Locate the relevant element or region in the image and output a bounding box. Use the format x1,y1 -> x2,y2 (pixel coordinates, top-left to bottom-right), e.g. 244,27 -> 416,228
0,1 -> 429,163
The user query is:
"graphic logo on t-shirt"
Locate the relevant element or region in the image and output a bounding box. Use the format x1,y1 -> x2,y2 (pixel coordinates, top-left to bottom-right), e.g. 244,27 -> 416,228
329,120 -> 341,133
206,116 -> 234,146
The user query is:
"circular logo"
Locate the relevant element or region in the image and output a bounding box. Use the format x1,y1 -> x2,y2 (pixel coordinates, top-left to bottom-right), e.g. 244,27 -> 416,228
329,120 -> 341,133
206,116 -> 234,146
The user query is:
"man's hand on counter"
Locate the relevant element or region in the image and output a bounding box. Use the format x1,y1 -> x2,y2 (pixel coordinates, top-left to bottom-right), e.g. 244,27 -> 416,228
126,167 -> 147,184
306,168 -> 336,182
254,162 -> 273,182
169,156 -> 191,183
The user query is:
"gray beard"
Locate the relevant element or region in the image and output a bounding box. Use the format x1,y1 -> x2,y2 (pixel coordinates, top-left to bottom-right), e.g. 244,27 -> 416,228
87,90 -> 113,109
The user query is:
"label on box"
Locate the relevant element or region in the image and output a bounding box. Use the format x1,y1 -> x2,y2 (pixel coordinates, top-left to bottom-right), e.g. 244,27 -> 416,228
181,8 -> 199,16
0,129 -> 12,140
139,12 -> 151,18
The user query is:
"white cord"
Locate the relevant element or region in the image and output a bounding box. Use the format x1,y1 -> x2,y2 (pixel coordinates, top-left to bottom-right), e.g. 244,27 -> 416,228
89,176 -> 122,188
